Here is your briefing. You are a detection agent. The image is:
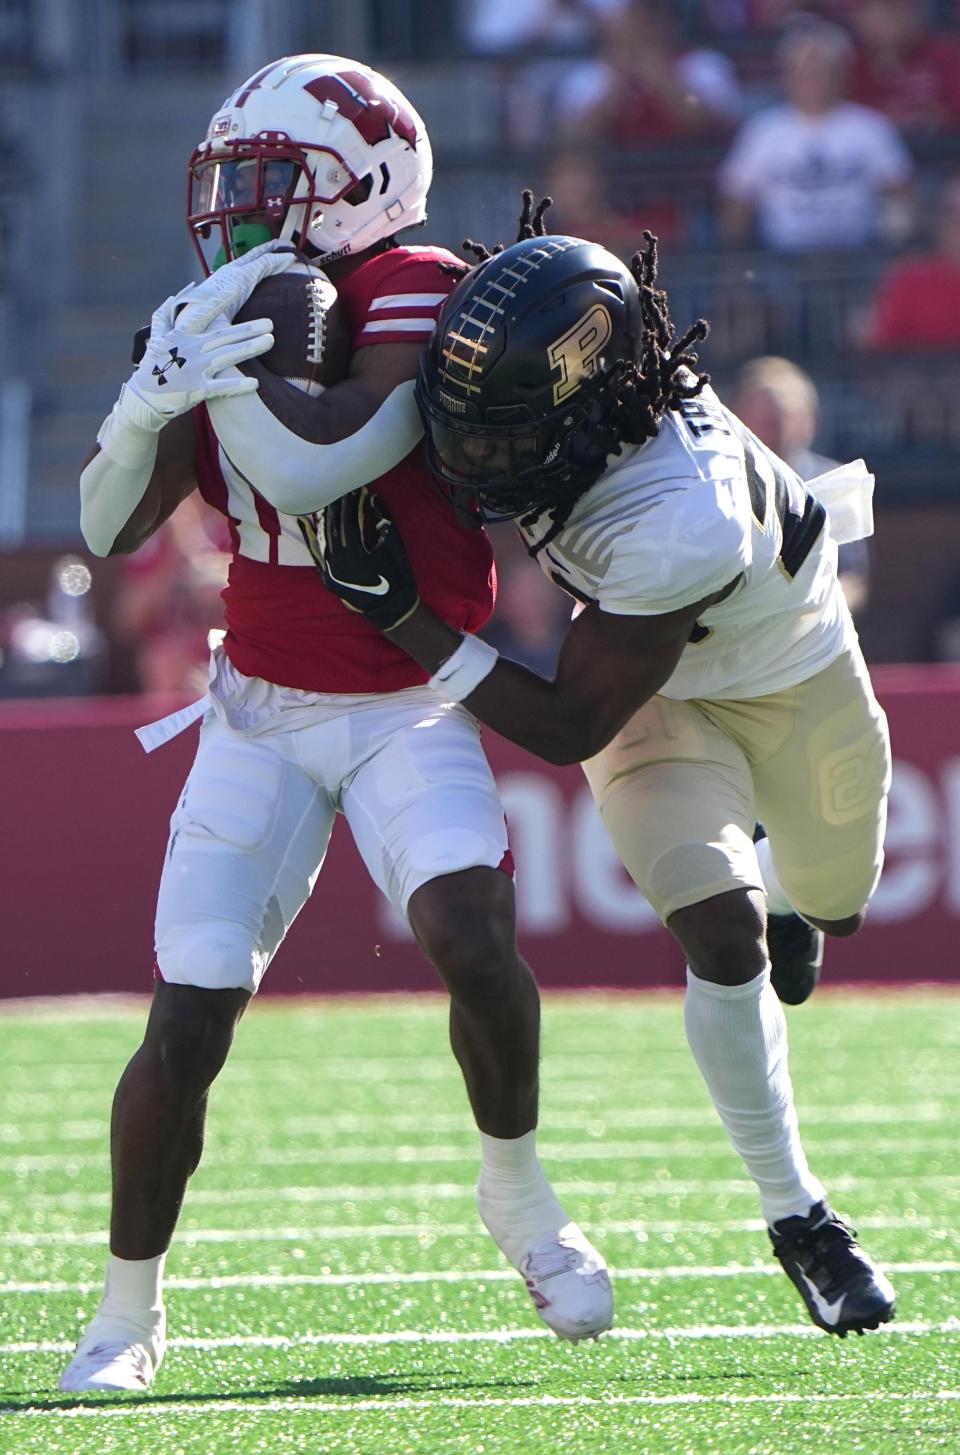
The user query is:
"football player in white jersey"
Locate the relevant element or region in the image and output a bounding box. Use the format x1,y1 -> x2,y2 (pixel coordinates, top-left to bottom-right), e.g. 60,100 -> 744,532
63,74 -> 612,1394
311,217 -> 897,1338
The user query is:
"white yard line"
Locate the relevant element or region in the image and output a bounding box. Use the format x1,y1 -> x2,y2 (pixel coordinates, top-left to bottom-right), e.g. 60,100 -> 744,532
6,1391 -> 960,1420
0,1213 -> 950,1247
4,1173 -> 960,1207
0,1182 -> 473,1211
258,1101 -> 960,1129
3,1136 -> 959,1173
10,1390 -> 960,1418
8,1061 -> 957,1090
0,1102 -> 954,1143
7,1389 -> 960,1418
5,1320 -> 960,1361
2,1260 -> 956,1298
0,1182 -> 948,1235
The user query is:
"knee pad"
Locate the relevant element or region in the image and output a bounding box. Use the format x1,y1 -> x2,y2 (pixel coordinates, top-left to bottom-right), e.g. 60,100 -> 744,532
156,923 -> 267,994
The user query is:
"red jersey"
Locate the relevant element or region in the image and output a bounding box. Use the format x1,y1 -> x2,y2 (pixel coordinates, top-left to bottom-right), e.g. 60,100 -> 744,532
865,254 -> 960,350
192,246 -> 495,693
850,34 -> 960,133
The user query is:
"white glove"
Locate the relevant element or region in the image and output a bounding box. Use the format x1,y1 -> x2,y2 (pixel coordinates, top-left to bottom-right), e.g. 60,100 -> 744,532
173,240 -> 298,332
117,293 -> 274,432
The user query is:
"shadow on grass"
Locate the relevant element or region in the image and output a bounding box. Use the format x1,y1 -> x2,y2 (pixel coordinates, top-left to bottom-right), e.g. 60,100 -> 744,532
602,1364 -> 766,1389
0,1371 -> 540,1414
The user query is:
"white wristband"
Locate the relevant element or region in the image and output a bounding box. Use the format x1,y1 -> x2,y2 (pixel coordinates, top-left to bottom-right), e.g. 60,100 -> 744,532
428,635 -> 499,702
97,396 -> 164,465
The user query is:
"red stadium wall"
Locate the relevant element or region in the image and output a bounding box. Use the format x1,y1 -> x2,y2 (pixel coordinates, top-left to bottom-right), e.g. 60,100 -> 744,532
2,665 -> 959,999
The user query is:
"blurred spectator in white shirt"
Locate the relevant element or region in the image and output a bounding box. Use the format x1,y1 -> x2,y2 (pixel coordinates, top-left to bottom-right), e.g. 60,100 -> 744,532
718,18 -> 914,250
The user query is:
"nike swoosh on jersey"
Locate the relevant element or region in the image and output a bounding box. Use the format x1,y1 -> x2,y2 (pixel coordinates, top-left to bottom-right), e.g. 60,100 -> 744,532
800,1272 -> 847,1325
326,567 -> 390,596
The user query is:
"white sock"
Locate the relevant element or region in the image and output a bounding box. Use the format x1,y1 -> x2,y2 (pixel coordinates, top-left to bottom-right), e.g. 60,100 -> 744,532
683,966 -> 825,1227
97,1252 -> 166,1332
754,836 -> 793,916
478,1128 -> 541,1183
477,1130 -> 568,1266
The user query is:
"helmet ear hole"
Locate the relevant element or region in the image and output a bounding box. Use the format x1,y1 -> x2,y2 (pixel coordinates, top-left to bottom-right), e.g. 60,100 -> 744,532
344,175 -> 374,207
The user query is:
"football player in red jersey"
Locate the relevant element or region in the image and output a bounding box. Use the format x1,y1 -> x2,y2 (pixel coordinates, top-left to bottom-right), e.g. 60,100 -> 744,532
64,56 -> 611,1394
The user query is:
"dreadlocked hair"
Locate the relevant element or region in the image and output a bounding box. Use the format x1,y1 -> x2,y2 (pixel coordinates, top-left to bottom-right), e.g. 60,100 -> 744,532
461,188 -> 553,265
437,191 -> 553,277
458,198 -> 709,422
617,231 -> 710,446
451,199 -> 713,555
519,227 -> 712,555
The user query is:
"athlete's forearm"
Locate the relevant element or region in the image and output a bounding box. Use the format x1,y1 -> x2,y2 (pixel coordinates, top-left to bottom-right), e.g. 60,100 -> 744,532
239,366 -> 382,442
386,607 -> 596,766
79,425 -> 159,557
80,412 -> 197,555
207,378 -> 424,514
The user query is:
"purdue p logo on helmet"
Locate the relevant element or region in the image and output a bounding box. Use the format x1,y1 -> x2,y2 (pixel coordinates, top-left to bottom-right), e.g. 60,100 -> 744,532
415,235 -> 642,528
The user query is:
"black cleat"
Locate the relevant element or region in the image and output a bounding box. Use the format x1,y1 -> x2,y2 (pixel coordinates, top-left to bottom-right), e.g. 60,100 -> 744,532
769,1200 -> 896,1336
766,910 -> 824,1005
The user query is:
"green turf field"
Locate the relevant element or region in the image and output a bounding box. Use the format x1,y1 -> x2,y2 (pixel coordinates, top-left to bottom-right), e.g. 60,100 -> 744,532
1,988 -> 958,1455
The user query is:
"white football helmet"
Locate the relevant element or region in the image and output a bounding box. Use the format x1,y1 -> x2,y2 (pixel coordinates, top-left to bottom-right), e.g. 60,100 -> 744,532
187,53 -> 433,273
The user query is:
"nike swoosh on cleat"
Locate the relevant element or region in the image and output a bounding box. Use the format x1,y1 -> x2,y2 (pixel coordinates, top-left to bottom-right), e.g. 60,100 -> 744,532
800,1272 -> 847,1325
326,567 -> 390,596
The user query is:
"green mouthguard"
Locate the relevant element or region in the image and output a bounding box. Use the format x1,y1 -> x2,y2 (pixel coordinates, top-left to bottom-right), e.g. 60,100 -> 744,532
212,222 -> 275,271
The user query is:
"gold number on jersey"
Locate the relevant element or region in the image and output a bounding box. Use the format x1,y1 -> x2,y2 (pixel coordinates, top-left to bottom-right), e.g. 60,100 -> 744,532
548,305 -> 613,406
818,730 -> 888,824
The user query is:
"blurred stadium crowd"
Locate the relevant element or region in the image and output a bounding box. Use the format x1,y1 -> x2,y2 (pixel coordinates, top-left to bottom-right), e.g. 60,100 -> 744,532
0,0 -> 958,698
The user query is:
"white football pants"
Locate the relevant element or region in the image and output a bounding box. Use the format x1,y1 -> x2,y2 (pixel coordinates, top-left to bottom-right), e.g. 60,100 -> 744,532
154,691 -> 510,993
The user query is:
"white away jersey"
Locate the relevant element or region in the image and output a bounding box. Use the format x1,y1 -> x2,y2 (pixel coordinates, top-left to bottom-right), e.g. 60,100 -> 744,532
518,384 -> 855,701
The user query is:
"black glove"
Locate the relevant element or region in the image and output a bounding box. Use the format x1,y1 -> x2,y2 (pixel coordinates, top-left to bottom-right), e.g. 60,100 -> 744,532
298,487 -> 420,632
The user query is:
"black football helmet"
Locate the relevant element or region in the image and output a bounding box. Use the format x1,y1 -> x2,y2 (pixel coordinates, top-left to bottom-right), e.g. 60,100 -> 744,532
415,234 -> 642,527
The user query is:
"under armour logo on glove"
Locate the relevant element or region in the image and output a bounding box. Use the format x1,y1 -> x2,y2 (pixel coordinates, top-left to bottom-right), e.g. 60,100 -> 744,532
116,309 -> 277,431
299,488 -> 420,632
151,348 -> 187,386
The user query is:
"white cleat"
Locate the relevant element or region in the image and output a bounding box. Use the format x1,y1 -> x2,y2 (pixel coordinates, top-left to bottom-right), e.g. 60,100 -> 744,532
477,1174 -> 613,1342
519,1223 -> 613,1342
59,1314 -> 164,1393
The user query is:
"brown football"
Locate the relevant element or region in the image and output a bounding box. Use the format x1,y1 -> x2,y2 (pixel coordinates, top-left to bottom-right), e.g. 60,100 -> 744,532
233,266 -> 352,394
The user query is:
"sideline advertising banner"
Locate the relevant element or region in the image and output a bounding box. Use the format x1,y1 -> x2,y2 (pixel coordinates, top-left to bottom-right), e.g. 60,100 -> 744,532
1,666 -> 958,998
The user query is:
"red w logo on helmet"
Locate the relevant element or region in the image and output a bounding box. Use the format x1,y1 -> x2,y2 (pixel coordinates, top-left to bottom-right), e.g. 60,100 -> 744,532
304,71 -> 419,149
